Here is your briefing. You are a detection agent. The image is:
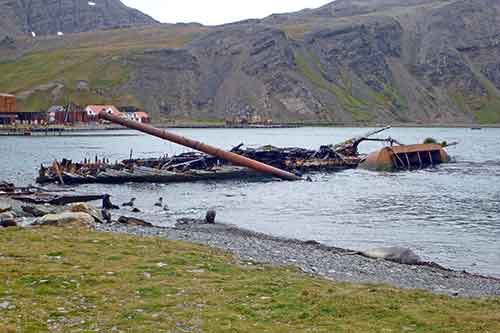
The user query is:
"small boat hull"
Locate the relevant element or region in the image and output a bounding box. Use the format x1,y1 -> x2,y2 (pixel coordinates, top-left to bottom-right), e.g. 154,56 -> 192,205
361,144 -> 450,171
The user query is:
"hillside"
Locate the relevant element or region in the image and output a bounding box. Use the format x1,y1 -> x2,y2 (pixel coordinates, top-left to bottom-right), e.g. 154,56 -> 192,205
0,0 -> 157,38
1,0 -> 500,124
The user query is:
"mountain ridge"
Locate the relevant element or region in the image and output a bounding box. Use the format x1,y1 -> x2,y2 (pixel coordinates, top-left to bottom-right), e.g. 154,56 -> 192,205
0,0 -> 157,38
1,0 -> 500,124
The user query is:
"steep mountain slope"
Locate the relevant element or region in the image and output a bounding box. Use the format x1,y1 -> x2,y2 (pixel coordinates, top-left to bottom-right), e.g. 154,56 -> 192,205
1,0 -> 500,124
0,0 -> 157,38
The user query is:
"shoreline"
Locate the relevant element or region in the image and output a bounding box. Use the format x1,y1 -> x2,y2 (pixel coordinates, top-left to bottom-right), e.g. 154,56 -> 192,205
96,221 -> 500,298
1,123 -> 499,133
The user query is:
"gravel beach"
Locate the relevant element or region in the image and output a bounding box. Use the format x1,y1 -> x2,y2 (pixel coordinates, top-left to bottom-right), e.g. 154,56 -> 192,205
96,222 -> 500,298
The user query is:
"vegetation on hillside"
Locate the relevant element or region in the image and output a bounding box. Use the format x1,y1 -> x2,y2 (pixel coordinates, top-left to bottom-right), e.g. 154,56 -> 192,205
0,26 -> 206,112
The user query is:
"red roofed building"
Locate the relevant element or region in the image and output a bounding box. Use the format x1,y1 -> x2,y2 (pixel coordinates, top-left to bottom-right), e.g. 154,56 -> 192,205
85,105 -> 123,121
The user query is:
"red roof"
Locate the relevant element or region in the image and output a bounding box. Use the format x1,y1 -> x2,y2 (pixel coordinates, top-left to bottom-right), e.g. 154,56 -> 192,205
134,112 -> 150,118
85,105 -> 122,116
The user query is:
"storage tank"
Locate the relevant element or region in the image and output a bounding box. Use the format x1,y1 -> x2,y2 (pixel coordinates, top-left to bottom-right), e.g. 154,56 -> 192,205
0,94 -> 17,113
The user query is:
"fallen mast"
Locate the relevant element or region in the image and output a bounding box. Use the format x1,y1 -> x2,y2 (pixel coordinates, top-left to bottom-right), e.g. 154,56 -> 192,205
98,112 -> 301,181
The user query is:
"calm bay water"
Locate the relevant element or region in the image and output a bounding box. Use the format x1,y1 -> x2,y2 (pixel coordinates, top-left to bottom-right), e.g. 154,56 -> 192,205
1,127 -> 499,277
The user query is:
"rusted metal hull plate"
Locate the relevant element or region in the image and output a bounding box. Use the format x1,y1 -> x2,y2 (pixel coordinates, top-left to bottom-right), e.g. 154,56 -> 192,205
361,144 -> 450,171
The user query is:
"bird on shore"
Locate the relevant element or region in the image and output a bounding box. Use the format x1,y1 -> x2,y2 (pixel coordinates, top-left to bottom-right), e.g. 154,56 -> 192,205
102,194 -> 119,210
154,197 -> 164,207
122,198 -> 136,207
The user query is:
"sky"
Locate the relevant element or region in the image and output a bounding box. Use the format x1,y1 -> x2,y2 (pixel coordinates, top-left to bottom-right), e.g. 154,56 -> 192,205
121,0 -> 332,26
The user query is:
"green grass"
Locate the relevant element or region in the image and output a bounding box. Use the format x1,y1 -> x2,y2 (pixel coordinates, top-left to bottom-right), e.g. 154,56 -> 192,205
475,97 -> 500,124
0,25 -> 205,112
450,91 -> 500,124
294,50 -> 330,90
1,227 -> 499,332
293,50 -> 373,122
282,24 -> 314,40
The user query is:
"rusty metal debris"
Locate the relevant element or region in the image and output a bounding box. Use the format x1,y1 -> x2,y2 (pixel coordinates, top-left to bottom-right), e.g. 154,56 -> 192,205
0,182 -> 106,205
99,112 -> 302,181
35,125 -> 453,185
36,127 -> 391,185
361,143 -> 451,171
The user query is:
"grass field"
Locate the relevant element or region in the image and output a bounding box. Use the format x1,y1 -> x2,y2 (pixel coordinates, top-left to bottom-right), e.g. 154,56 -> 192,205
1,227 -> 499,332
0,25 -> 207,112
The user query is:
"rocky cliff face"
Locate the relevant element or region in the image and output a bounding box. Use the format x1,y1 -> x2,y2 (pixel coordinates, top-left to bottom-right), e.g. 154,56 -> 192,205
0,0 -> 157,37
120,0 -> 500,124
2,0 -> 500,124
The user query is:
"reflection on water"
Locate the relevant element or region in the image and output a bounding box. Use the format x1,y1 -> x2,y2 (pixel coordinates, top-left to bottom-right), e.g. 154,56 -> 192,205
1,127 -> 499,277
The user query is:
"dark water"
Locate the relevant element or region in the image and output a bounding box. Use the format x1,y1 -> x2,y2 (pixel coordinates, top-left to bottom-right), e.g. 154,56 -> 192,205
1,127 -> 499,277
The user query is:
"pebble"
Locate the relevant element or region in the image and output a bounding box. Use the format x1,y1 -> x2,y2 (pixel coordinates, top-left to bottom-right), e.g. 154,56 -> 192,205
96,223 -> 500,298
0,301 -> 15,310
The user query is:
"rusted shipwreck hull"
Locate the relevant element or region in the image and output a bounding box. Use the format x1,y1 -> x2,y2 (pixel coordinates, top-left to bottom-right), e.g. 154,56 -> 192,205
35,124 -> 452,185
37,145 -> 363,185
361,144 -> 450,171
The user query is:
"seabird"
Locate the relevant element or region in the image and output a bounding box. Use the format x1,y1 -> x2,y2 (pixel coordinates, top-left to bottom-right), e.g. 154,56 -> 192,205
154,197 -> 164,207
122,198 -> 136,207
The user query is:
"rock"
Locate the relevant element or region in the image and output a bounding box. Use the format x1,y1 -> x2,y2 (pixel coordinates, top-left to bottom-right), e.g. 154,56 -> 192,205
0,219 -> 17,228
0,211 -> 17,227
33,212 -> 95,229
132,208 -> 142,213
22,205 -> 55,218
67,203 -> 103,223
175,218 -> 203,227
0,203 -> 12,213
360,247 -> 422,265
76,80 -> 89,91
0,301 -> 14,310
205,209 -> 216,224
0,211 -> 15,220
0,0 -> 158,38
117,216 -> 153,227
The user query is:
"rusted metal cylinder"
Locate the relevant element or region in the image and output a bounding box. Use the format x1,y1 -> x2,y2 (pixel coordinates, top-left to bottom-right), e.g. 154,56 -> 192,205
99,112 -> 302,181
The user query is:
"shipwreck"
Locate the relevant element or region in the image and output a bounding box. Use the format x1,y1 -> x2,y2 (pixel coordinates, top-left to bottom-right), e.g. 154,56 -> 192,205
36,113 -> 452,185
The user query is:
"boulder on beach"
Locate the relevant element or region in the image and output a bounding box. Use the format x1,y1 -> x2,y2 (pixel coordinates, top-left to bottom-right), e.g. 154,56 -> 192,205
1,219 -> 17,228
22,205 -> 56,218
0,203 -> 12,214
67,202 -> 103,223
0,211 -> 16,221
33,212 -> 95,229
0,211 -> 17,228
117,216 -> 153,227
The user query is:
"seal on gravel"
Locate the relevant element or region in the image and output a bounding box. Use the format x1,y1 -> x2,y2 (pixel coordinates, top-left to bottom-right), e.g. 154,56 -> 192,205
349,247 -> 422,265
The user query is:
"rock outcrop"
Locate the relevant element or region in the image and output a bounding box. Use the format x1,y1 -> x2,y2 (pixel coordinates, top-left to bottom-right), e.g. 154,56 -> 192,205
122,0 -> 500,124
0,0 -> 158,38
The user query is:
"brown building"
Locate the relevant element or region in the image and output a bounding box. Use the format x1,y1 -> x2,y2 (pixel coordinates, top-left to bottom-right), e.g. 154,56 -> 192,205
48,104 -> 88,124
0,94 -> 18,125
